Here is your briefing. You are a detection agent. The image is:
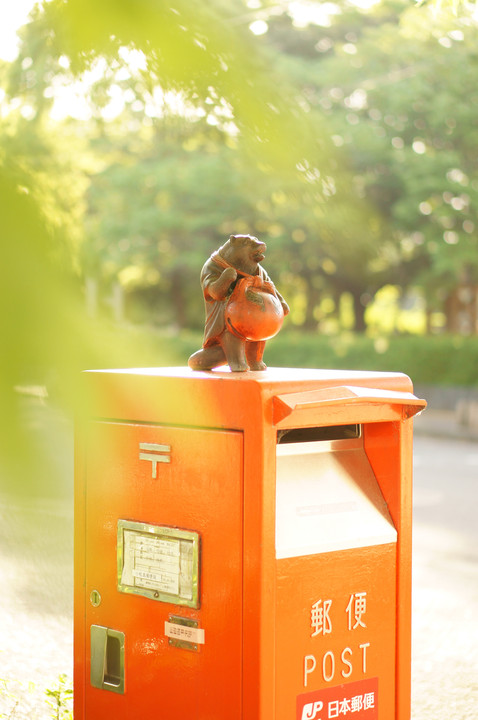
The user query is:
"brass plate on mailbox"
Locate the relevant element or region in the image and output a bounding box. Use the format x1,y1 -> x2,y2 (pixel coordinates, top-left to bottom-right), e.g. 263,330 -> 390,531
117,520 -> 200,608
166,615 -> 204,652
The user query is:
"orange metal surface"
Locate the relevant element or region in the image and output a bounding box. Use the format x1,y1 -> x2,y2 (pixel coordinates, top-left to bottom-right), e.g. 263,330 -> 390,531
76,421 -> 243,719
276,544 -> 396,720
225,276 -> 284,341
75,367 -> 425,720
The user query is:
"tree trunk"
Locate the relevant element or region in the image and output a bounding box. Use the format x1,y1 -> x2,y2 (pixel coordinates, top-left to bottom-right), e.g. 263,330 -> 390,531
170,268 -> 188,328
303,285 -> 321,330
302,272 -> 322,331
351,290 -> 367,333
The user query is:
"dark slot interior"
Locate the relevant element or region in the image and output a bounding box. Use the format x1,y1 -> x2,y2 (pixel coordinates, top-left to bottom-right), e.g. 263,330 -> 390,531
277,424 -> 361,444
104,635 -> 121,686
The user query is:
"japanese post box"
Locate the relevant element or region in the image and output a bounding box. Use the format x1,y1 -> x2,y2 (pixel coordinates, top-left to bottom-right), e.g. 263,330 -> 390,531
74,367 -> 425,720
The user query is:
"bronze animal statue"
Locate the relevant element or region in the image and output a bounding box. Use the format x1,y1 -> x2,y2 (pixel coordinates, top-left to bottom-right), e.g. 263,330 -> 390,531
188,234 -> 289,372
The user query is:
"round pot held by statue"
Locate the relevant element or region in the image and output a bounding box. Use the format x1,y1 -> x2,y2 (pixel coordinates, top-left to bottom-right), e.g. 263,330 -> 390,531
188,234 -> 290,372
225,275 -> 284,342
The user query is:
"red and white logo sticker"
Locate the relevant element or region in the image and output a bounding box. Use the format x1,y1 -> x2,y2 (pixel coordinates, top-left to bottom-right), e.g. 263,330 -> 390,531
297,677 -> 378,720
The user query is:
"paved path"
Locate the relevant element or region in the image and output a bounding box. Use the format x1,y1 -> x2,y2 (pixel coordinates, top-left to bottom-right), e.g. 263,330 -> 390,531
411,435 -> 478,719
0,496 -> 73,719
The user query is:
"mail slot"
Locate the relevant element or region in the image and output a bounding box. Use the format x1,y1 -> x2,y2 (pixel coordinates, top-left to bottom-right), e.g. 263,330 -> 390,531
74,367 -> 425,720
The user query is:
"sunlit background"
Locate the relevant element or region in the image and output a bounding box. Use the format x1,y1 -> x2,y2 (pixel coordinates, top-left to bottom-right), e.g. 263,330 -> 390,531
1,0 -> 478,717
2,1 -> 478,452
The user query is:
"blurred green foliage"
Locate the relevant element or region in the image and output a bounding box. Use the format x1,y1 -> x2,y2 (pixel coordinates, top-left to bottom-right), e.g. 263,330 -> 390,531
97,324 -> 478,388
6,0 -> 478,334
268,330 -> 478,387
1,0 -> 478,494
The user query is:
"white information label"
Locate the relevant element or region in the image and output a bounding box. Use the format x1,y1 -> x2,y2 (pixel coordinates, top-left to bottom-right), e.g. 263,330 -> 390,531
118,520 -> 200,607
121,531 -> 183,595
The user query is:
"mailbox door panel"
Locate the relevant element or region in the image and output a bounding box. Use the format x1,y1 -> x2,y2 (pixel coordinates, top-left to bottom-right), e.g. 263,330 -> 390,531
83,421 -> 243,720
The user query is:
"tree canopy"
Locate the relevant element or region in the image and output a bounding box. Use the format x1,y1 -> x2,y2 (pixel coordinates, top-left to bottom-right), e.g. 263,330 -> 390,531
2,0 -> 478,489
2,0 -> 478,380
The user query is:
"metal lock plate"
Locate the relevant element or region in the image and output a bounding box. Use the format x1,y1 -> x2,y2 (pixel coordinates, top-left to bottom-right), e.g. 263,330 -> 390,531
90,625 -> 125,694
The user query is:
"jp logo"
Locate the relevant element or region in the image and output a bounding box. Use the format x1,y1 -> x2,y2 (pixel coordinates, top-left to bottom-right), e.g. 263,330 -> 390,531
301,701 -> 323,720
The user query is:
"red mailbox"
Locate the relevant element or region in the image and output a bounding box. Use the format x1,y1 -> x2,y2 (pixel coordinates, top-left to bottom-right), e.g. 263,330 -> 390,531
74,367 -> 425,720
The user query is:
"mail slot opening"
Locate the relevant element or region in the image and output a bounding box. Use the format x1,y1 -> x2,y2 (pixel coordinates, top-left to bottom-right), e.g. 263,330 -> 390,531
275,433 -> 397,559
277,424 -> 361,444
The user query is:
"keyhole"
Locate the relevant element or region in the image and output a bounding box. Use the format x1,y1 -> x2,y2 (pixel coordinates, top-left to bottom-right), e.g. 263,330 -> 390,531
90,589 -> 102,607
